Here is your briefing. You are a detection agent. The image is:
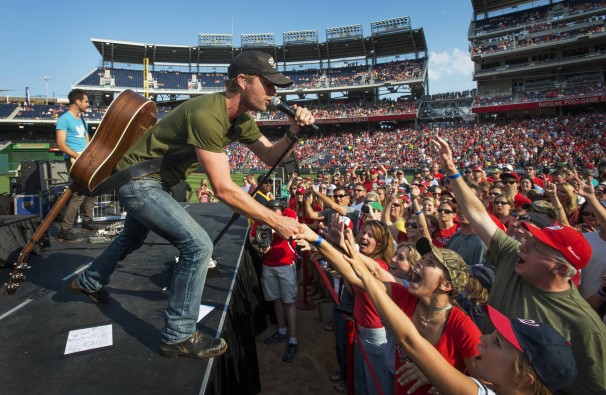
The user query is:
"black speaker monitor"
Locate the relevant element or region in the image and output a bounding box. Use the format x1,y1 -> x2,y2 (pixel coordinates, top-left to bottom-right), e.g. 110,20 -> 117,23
21,160 -> 49,194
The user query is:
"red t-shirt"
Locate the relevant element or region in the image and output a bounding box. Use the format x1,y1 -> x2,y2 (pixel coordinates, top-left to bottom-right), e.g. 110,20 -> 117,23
533,177 -> 544,188
363,180 -> 374,192
391,283 -> 481,395
432,224 -> 460,248
250,208 -> 298,267
288,196 -> 297,211
513,193 -> 532,208
353,259 -> 389,328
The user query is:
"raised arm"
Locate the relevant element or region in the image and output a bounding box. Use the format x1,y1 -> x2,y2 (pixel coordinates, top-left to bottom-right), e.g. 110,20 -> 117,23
543,180 -> 570,226
312,188 -> 347,216
410,185 -> 432,241
432,136 -> 497,246
576,175 -> 606,241
342,237 -> 480,395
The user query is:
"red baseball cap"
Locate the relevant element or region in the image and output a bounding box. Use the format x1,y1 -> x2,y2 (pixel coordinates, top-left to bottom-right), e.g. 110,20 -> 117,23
501,172 -> 520,182
472,165 -> 483,171
520,222 -> 592,269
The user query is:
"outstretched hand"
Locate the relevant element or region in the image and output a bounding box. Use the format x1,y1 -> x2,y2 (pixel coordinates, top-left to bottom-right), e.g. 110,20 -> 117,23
342,229 -> 373,280
431,135 -> 458,175
574,175 -> 595,198
293,223 -> 319,243
543,180 -> 557,198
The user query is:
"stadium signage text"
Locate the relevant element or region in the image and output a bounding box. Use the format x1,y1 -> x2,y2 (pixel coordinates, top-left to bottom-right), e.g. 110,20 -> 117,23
256,113 -> 415,127
472,95 -> 606,113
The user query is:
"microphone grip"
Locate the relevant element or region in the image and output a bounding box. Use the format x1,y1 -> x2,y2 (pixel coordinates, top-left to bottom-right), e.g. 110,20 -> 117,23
277,103 -> 319,131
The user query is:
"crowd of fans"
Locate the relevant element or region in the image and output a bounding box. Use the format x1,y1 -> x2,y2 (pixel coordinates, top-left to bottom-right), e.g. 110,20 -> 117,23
261,126 -> 606,393
471,20 -> 605,55
77,58 -> 426,92
226,111 -> 606,173
472,0 -> 606,37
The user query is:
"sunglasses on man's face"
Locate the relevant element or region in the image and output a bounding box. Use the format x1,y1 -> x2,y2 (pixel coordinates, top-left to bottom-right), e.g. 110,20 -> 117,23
334,194 -> 347,199
406,222 -> 418,229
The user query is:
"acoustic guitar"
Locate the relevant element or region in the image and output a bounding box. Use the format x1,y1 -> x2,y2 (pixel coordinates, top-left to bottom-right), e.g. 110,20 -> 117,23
3,89 -> 157,295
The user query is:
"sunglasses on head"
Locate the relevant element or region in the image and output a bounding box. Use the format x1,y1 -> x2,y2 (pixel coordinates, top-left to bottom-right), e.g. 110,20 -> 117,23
437,208 -> 453,214
489,192 -> 500,196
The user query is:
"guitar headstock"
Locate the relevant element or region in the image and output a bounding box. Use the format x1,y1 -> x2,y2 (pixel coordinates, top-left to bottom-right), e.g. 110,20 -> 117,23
3,262 -> 30,296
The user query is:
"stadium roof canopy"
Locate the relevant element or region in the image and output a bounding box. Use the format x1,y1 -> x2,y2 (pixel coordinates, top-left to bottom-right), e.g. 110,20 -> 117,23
471,0 -> 539,17
91,20 -> 427,67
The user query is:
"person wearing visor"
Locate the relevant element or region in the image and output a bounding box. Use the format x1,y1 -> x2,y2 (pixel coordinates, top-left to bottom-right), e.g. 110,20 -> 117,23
70,51 -> 316,360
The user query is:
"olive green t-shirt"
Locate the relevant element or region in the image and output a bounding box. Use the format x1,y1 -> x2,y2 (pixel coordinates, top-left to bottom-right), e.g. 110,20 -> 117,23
483,230 -> 606,394
116,93 -> 262,186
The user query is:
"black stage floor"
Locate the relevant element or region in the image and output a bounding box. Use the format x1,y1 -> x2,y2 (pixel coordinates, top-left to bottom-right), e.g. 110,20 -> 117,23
0,203 -> 252,395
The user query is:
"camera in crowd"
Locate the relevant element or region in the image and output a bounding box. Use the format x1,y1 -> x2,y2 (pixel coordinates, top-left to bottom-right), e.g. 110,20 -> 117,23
361,201 -> 383,214
255,225 -> 273,250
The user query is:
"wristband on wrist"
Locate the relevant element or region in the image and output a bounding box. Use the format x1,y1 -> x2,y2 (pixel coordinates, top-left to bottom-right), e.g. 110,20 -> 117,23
314,235 -> 323,247
597,288 -> 606,298
447,172 -> 461,180
415,209 -> 423,216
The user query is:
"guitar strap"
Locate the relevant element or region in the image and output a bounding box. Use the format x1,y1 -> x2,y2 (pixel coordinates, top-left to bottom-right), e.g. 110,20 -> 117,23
91,150 -> 198,196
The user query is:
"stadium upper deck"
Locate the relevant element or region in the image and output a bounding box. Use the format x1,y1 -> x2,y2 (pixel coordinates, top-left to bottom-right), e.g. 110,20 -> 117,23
78,17 -> 428,101
467,0 -> 606,115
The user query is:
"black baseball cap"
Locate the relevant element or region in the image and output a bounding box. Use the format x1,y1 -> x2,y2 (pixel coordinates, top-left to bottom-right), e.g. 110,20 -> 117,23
257,173 -> 274,184
228,51 -> 293,87
486,305 -> 577,392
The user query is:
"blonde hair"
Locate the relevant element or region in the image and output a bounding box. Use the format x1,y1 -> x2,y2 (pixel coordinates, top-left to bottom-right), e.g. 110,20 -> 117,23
466,277 -> 489,304
558,182 -> 578,217
397,241 -> 422,264
512,349 -> 551,395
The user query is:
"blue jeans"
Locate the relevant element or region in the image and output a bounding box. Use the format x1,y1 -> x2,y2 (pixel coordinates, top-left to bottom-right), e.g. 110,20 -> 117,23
77,178 -> 213,344
354,324 -> 389,395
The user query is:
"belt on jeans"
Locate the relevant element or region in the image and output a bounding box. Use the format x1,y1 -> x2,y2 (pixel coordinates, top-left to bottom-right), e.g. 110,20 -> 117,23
92,150 -> 197,196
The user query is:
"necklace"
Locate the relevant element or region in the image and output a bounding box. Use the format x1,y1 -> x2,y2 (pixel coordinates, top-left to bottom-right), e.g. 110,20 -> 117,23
417,304 -> 452,328
420,302 -> 453,312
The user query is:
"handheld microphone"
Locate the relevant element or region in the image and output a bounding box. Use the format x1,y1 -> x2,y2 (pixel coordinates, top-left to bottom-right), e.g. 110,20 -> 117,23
269,97 -> 319,131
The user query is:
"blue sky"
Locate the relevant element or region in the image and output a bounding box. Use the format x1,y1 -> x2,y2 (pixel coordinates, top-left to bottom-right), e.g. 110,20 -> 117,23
1,0 -> 476,100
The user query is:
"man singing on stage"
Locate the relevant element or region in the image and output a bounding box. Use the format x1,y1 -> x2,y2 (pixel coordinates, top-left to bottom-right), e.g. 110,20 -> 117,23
70,51 -> 316,359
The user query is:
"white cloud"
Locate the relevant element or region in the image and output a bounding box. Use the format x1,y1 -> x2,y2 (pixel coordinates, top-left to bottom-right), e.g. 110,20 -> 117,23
427,48 -> 475,93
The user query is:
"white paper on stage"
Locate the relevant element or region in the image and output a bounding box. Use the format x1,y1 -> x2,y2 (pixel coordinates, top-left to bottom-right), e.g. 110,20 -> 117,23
198,304 -> 214,322
64,324 -> 113,355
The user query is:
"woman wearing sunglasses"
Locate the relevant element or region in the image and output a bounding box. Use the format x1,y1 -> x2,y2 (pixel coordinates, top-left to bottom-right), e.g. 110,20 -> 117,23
491,194 -> 514,229
433,202 -> 460,247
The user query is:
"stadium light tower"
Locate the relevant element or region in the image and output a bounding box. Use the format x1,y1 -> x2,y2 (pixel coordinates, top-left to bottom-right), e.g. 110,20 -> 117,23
43,76 -> 50,104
